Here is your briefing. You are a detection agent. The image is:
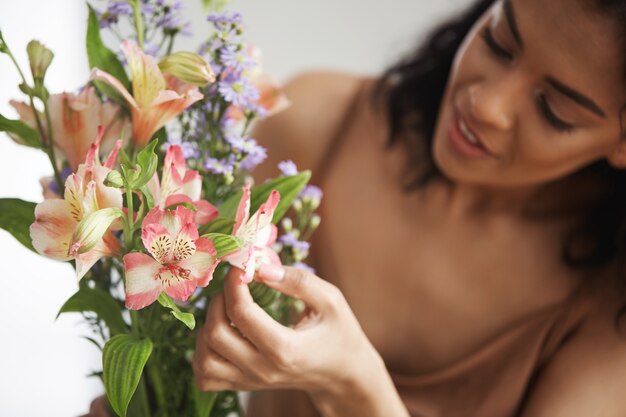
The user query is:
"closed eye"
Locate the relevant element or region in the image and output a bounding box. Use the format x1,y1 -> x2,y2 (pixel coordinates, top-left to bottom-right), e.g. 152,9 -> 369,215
480,27 -> 514,61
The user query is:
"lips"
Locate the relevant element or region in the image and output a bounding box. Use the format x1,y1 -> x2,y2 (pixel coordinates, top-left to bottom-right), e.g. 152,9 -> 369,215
448,108 -> 495,158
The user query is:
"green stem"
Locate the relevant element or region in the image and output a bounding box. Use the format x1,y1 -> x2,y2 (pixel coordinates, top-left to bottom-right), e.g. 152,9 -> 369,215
124,187 -> 135,251
1,38 -> 62,187
146,360 -> 169,417
42,100 -> 63,188
165,35 -> 175,56
131,0 -> 145,49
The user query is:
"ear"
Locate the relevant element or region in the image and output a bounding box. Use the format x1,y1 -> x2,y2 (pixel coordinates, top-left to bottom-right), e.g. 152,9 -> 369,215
607,140 -> 626,168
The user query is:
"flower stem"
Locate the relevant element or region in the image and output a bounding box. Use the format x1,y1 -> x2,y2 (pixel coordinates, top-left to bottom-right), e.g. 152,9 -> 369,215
124,187 -> 135,250
145,359 -> 170,417
131,0 -> 145,49
1,37 -> 63,187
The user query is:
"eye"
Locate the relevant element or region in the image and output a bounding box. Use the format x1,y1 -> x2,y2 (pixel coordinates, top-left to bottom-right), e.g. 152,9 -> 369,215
480,27 -> 514,61
536,92 -> 575,133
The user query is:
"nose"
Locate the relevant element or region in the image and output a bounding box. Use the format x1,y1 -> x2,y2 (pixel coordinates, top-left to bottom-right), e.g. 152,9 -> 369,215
468,80 -> 516,131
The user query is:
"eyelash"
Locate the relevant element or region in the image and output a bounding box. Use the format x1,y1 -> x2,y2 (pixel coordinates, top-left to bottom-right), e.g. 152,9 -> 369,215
479,27 -> 575,133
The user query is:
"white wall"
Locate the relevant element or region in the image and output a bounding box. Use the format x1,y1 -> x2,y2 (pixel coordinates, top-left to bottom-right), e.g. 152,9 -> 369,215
0,0 -> 469,415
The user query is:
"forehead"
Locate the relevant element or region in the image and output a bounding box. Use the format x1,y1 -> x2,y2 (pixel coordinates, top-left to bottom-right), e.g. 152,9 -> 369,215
507,0 -> 625,108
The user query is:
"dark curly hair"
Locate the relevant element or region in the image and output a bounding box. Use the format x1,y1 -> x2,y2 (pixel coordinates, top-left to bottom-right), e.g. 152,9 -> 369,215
374,0 -> 626,314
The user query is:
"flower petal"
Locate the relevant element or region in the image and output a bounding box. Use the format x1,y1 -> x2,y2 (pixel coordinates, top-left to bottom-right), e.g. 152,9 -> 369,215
233,183 -> 251,236
123,252 -> 162,310
172,221 -> 198,262
121,40 -> 166,109
90,68 -> 138,110
141,223 -> 173,264
30,199 -> 76,260
163,274 -> 197,302
178,237 -> 218,287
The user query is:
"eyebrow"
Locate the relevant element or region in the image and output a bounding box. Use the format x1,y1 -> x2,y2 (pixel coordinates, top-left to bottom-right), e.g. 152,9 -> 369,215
503,0 -> 607,119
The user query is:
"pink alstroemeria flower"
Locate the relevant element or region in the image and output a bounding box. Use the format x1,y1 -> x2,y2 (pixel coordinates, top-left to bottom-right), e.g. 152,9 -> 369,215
90,40 -> 204,147
223,183 -> 282,283
30,128 -> 123,280
123,206 -> 219,310
10,86 -> 128,171
146,144 -> 218,225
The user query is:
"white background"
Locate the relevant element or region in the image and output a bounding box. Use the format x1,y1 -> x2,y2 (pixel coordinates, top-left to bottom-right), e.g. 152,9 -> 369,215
0,0 -> 468,415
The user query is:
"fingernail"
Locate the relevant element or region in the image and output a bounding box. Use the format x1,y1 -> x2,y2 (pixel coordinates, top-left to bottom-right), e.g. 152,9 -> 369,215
258,264 -> 285,282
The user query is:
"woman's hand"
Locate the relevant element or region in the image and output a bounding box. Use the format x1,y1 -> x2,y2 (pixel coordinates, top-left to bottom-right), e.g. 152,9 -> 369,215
192,265 -> 410,417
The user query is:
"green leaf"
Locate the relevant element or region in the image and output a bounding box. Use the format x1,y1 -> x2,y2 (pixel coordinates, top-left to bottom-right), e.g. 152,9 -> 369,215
219,171 -> 311,224
103,334 -> 153,417
0,198 -> 36,252
202,233 -> 242,258
0,113 -> 41,148
157,293 -> 195,330
57,287 -> 127,335
202,0 -> 230,11
198,217 -> 234,235
193,383 -> 217,417
124,140 -> 158,189
86,5 -> 131,102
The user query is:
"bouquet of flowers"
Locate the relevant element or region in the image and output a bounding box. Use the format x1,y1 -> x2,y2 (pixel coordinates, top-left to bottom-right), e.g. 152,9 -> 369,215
0,1 -> 322,416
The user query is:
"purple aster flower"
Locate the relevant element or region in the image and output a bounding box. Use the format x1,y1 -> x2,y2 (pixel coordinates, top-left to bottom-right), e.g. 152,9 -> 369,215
98,2 -> 133,28
299,185 -> 324,201
220,45 -> 255,73
291,262 -> 316,274
143,41 -> 161,57
279,232 -> 310,253
240,145 -> 267,171
204,155 -> 236,176
207,12 -> 243,25
48,166 -> 73,195
218,76 -> 259,107
278,160 -> 298,176
163,137 -> 199,159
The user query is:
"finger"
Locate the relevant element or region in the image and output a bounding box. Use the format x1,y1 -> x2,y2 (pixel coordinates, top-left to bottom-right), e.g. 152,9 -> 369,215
256,265 -> 343,312
223,267 -> 293,354
192,345 -> 246,386
201,292 -> 267,373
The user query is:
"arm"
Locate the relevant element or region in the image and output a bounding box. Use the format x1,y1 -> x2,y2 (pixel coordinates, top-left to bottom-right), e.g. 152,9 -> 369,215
192,266 -> 410,417
519,311 -> 626,417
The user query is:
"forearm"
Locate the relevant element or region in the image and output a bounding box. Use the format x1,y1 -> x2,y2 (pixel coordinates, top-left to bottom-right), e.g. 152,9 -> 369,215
309,353 -> 410,417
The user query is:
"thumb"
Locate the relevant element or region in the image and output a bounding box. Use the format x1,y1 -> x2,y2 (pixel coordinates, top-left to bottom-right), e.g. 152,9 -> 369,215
256,264 -> 342,312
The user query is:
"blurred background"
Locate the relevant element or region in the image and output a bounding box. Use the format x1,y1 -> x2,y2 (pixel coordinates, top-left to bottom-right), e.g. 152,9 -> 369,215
0,0 -> 468,415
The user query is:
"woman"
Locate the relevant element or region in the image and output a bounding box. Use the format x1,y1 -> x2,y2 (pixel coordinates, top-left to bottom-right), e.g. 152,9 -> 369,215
87,0 -> 626,415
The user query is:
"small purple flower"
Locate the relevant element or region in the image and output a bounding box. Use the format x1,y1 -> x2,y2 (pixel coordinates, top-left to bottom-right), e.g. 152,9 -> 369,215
48,166 -> 73,195
240,145 -> 267,171
291,262 -> 316,274
143,41 -> 161,57
163,137 -> 199,159
207,12 -> 243,25
279,232 -> 310,253
220,45 -> 255,73
299,185 -> 324,201
218,76 -> 259,107
278,160 -> 298,176
98,2 -> 133,28
204,155 -> 236,176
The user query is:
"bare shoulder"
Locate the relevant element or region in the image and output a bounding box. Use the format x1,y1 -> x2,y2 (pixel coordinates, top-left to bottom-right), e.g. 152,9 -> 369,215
520,301 -> 626,416
251,71 -> 368,182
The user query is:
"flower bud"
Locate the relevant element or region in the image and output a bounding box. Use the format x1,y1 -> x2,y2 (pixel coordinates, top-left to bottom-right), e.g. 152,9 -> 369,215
281,217 -> 293,232
292,198 -> 303,213
159,51 -> 216,86
26,40 -> 54,85
308,214 -> 321,232
69,208 -> 123,256
104,170 -> 124,188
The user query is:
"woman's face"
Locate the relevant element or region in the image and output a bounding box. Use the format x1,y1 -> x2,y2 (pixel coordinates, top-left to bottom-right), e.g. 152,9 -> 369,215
432,0 -> 626,188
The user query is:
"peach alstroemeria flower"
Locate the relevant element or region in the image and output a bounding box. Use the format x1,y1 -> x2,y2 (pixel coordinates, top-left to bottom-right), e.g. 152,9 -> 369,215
123,206 -> 219,310
30,128 -> 124,280
146,144 -> 218,225
223,183 -> 281,283
10,86 -> 128,171
90,40 -> 204,147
